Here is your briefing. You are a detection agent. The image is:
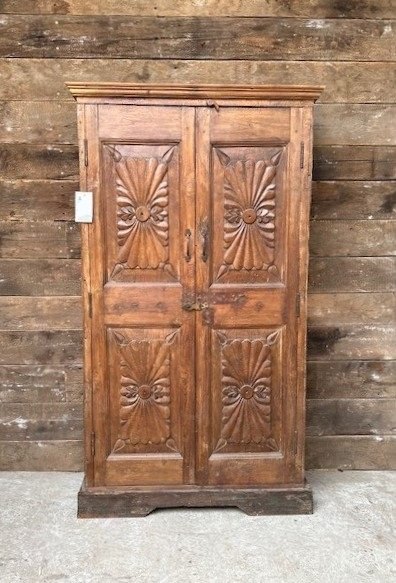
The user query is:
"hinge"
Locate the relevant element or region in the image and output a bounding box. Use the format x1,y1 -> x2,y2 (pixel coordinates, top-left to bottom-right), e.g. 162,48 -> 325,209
296,292 -> 301,317
88,292 -> 92,318
91,432 -> 95,457
83,138 -> 88,167
300,142 -> 305,169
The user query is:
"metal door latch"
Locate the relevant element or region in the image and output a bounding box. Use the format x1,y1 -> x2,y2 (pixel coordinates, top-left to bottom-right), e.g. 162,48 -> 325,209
182,301 -> 209,312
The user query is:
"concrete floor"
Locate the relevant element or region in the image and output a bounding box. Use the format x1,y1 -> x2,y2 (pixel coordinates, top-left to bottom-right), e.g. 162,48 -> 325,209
0,471 -> 394,583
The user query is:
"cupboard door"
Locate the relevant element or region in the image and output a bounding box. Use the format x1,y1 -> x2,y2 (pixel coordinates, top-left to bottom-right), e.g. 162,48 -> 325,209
87,105 -> 196,486
195,106 -> 306,486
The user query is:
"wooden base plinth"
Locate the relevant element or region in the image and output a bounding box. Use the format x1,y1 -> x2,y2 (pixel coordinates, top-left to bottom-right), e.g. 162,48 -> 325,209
78,481 -> 313,517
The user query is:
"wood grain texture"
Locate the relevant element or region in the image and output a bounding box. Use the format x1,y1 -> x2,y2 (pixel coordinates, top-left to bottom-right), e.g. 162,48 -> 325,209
0,439 -> 83,470
0,101 -> 77,143
314,105 -> 396,146
313,146 -> 396,180
0,402 -> 82,440
309,257 -> 396,292
0,180 -> 76,221
4,435 -> 395,471
68,82 -> 323,101
307,398 -> 396,436
0,364 -> 81,403
0,0 -> 394,18
2,102 -> 395,145
307,361 -> 396,399
308,293 -> 395,325
311,181 -> 396,220
310,220 -> 396,256
1,59 -> 395,103
307,294 -> 396,360
0,221 -> 80,259
0,143 -> 78,180
0,330 -> 82,365
0,296 -> 81,330
0,365 -> 67,403
0,16 -> 394,61
63,365 -> 82,403
0,259 -> 81,296
2,143 -> 394,182
78,482 -> 313,518
307,326 -> 396,360
305,436 -> 396,469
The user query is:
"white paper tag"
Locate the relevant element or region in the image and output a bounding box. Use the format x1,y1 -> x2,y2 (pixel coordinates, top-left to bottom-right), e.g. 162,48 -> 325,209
75,191 -> 93,223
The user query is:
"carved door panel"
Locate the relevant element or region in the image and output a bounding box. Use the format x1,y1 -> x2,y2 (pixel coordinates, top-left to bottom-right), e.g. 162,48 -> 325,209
195,106 -> 305,485
87,106 -> 196,486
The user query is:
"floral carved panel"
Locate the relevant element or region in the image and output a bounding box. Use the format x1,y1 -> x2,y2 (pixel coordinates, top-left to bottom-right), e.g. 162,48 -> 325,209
214,331 -> 280,453
107,145 -> 176,279
112,330 -> 179,454
216,150 -> 282,280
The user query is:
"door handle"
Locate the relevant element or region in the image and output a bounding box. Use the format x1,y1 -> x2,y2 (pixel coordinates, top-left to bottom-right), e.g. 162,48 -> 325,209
184,228 -> 192,262
200,220 -> 209,263
182,300 -> 208,312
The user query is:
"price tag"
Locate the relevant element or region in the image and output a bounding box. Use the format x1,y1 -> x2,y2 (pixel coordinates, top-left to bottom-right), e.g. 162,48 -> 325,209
75,191 -> 93,223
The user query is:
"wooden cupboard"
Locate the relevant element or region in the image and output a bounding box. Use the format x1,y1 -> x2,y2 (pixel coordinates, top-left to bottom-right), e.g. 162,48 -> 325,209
67,83 -> 323,516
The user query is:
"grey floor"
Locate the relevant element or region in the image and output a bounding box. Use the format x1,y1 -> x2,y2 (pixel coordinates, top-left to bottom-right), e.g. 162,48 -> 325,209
0,471 -> 394,583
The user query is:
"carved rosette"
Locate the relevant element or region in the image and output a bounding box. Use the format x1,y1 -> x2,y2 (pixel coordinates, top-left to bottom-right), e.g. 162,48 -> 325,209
216,150 -> 282,279
107,146 -> 176,277
112,331 -> 178,453
215,332 -> 280,452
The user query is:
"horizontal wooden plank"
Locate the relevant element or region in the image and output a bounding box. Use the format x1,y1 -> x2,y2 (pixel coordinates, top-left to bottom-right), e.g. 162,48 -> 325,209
310,220 -> 396,256
1,180 -> 76,221
311,181 -> 396,220
1,143 -> 394,183
0,235 -> 388,314
0,436 -> 392,471
0,259 -> 81,295
1,59 -> 395,104
309,257 -> 396,292
313,146 -> 396,180
1,328 -> 393,364
0,221 -> 80,258
0,439 -> 83,471
0,16 -> 394,61
307,326 -> 396,360
0,101 -> 77,143
306,435 -> 396,469
308,293 -> 395,325
307,398 -> 396,436
0,402 -> 82,440
0,0 -> 394,18
0,365 -> 66,403
314,105 -> 396,146
0,296 -> 82,330
2,102 -> 396,146
307,361 -> 396,399
0,257 -> 391,299
0,363 -> 81,403
0,330 -> 82,365
0,143 -> 78,180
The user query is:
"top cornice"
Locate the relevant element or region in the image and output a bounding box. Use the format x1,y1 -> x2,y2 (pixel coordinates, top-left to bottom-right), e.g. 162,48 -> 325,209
66,83 -> 324,101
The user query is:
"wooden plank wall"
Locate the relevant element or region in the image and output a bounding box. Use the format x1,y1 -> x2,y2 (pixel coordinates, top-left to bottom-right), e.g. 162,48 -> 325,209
0,0 -> 395,471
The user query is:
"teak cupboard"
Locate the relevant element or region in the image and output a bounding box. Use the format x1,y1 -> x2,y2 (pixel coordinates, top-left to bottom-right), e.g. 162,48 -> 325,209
68,83 -> 323,517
